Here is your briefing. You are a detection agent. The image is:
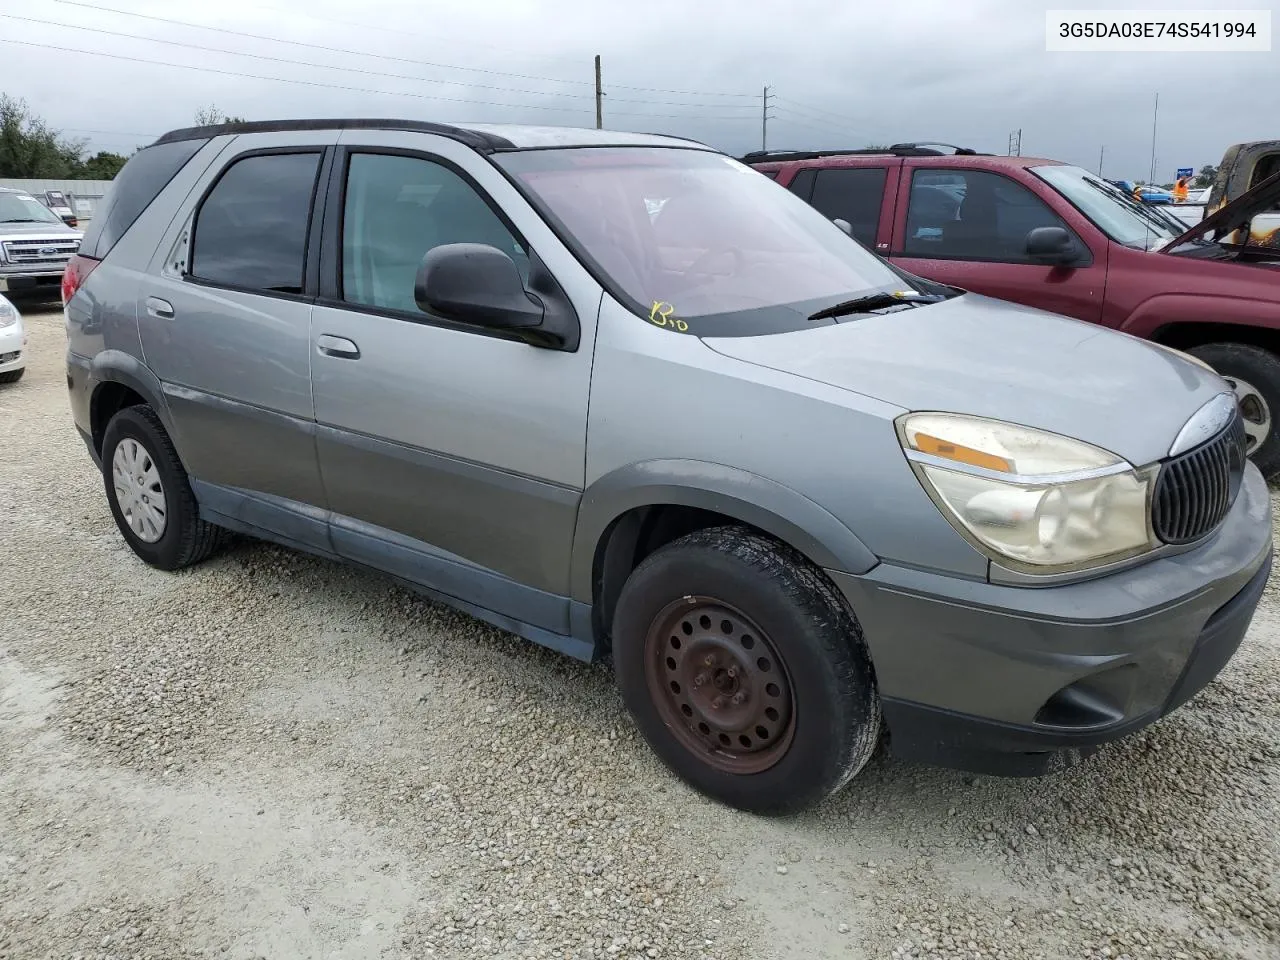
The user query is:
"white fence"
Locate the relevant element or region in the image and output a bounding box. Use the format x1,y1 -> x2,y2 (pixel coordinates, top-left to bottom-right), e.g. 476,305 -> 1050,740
0,178 -> 115,223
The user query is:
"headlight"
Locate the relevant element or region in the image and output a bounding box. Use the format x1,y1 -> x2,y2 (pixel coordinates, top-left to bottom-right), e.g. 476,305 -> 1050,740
897,412 -> 1156,573
0,299 -> 16,328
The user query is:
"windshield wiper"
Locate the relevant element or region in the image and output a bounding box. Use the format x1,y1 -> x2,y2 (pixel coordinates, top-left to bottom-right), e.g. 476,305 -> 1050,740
808,291 -> 946,322
0,218 -> 50,223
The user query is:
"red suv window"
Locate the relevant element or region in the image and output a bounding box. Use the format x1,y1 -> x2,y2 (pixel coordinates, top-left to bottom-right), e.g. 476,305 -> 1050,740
903,169 -> 1071,262
808,168 -> 888,248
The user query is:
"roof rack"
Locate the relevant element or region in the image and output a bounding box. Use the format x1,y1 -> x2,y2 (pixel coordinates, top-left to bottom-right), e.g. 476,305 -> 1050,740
740,141 -> 985,163
153,118 -> 516,152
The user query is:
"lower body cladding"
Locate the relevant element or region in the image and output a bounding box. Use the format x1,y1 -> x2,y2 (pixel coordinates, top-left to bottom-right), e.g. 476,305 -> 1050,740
833,464 -> 1273,776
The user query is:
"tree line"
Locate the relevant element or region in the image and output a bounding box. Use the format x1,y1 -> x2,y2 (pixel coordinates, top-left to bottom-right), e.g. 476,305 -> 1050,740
0,96 -> 243,180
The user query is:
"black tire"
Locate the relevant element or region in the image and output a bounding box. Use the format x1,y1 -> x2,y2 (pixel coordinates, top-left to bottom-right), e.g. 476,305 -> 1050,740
101,404 -> 226,570
1188,342 -> 1280,479
612,526 -> 880,815
0,367 -> 24,384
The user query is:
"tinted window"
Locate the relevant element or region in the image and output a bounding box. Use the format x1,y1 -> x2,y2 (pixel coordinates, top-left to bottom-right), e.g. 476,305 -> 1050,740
787,168 -> 816,201
190,152 -> 320,293
496,148 -> 904,334
342,152 -> 527,314
903,168 -> 1068,261
79,138 -> 208,259
758,169 -> 779,180
809,168 -> 888,247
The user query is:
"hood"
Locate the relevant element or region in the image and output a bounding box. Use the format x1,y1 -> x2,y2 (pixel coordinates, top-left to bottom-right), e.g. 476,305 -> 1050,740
0,220 -> 81,238
703,294 -> 1229,467
1164,168 -> 1280,251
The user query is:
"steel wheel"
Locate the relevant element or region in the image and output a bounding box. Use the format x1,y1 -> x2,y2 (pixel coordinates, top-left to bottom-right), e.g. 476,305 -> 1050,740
1222,374 -> 1271,456
643,596 -> 796,775
111,436 -> 167,543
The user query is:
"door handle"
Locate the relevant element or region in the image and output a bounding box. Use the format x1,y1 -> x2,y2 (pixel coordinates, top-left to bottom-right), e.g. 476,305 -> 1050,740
316,334 -> 360,359
145,296 -> 174,319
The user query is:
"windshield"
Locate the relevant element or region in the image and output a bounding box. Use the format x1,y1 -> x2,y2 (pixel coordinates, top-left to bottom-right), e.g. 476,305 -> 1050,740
0,192 -> 64,225
496,147 -> 906,335
1032,165 -> 1182,249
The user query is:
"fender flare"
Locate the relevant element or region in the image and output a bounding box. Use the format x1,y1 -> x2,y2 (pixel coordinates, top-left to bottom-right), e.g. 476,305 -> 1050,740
569,459 -> 879,604
88,350 -> 177,446
1121,294 -> 1280,341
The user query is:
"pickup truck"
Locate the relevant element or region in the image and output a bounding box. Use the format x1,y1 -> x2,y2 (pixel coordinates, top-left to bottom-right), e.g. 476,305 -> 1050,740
0,186 -> 84,298
744,144 -> 1280,478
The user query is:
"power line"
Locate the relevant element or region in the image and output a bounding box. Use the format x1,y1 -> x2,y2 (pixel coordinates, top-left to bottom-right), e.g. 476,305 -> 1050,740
771,107 -> 854,137
246,0 -> 585,68
60,127 -> 158,139
773,96 -> 861,126
0,37 -> 756,122
4,14 -> 755,109
52,0 -> 756,100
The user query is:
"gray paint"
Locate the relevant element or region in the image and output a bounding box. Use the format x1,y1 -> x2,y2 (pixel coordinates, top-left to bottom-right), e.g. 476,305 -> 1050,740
314,130 -> 607,596
314,421 -> 579,594
65,120 -> 1274,745
704,293 -> 1230,469
193,479 -> 336,558
570,458 -> 881,603
584,296 -> 992,580
832,464 -> 1271,724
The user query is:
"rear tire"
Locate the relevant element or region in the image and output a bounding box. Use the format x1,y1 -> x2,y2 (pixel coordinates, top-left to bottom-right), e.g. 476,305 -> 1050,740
1188,342 -> 1279,478
101,404 -> 226,570
0,367 -> 24,384
612,526 -> 880,815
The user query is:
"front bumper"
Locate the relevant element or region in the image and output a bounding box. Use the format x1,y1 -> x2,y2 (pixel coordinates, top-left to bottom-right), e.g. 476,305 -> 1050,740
0,324 -> 25,372
0,267 -> 66,293
832,463 -> 1273,776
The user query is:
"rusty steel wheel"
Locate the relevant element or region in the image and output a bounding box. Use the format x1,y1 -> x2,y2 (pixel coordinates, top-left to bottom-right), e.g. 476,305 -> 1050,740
644,597 -> 796,775
613,526 -> 881,815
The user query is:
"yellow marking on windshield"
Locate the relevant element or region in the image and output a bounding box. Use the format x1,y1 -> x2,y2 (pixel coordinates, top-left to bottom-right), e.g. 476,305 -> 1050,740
648,301 -> 689,332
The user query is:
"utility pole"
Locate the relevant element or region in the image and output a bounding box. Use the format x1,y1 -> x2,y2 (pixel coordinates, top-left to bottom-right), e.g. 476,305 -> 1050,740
1149,92 -> 1160,180
594,55 -> 603,129
1098,144 -> 1105,176
760,84 -> 768,151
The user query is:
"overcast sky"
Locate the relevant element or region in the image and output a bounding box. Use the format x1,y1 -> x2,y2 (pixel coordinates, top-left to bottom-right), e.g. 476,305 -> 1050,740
4,0 -> 1277,180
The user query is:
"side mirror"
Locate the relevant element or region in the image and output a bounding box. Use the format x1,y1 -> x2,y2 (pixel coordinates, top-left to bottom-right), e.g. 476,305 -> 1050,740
832,217 -> 853,237
415,243 -> 545,330
1026,226 -> 1082,266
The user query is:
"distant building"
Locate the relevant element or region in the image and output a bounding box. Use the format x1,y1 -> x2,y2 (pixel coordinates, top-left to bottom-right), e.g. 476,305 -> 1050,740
0,179 -> 115,224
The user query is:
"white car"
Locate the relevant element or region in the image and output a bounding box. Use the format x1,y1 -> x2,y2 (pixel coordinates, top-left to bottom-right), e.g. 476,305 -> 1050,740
0,293 -> 27,383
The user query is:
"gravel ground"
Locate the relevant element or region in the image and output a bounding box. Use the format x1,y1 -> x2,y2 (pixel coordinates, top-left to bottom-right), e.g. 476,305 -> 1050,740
2,302 -> 1278,960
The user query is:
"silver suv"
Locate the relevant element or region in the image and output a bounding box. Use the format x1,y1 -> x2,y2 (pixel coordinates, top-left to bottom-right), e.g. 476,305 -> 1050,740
0,186 -> 83,297
65,120 -> 1272,814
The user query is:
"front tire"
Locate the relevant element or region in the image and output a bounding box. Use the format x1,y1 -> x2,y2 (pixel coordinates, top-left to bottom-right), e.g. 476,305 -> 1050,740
612,526 -> 880,815
101,404 -> 225,570
0,367 -> 24,384
1189,342 -> 1279,478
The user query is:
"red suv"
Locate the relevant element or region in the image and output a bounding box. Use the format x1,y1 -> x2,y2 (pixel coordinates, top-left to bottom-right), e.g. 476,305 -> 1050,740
745,144 -> 1280,477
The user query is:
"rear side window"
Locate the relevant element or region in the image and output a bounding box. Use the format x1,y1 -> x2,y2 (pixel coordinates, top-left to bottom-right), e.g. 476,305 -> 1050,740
809,168 -> 888,247
787,168 -> 817,201
758,169 -> 779,180
78,138 -> 208,260
189,152 -> 321,294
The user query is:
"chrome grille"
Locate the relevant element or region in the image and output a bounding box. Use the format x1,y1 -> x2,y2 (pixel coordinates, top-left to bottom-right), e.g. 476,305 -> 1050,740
2,237 -> 80,264
1151,413 -> 1247,545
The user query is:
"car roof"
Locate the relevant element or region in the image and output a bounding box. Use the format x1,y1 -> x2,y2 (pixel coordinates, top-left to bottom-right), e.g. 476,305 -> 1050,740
152,118 -> 713,154
749,152 -> 1065,174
